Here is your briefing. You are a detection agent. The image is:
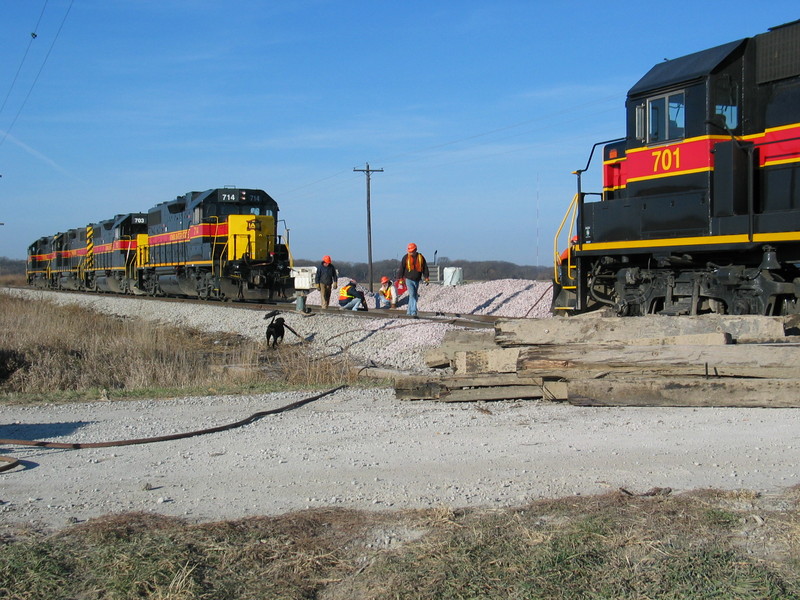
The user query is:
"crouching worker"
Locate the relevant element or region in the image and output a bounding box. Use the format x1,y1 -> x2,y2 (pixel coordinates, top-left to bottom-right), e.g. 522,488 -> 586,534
339,279 -> 367,311
374,276 -> 397,309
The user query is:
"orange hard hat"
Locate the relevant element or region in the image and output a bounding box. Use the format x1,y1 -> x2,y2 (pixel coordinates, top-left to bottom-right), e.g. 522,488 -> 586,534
407,243 -> 417,252
322,255 -> 331,263
381,276 -> 390,284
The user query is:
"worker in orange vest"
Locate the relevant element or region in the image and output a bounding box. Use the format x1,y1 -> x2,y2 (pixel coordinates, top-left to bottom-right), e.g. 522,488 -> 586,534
373,276 -> 398,309
338,279 -> 367,311
397,242 -> 429,316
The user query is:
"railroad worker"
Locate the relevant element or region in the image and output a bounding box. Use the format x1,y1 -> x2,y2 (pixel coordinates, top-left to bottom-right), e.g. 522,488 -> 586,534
315,255 -> 338,309
397,242 -> 429,317
373,276 -> 398,309
338,279 -> 367,311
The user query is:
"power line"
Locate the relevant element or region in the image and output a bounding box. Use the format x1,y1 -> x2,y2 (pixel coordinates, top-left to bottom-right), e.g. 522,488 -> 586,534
0,0 -> 74,149
0,0 -> 50,117
279,168 -> 353,196
375,92 -> 621,167
277,96 -> 620,203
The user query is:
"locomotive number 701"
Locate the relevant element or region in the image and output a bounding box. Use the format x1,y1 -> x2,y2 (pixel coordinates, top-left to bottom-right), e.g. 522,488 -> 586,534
651,147 -> 680,173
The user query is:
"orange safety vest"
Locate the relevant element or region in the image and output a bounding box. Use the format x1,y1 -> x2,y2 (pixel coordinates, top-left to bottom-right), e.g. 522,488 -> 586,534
405,253 -> 425,272
339,284 -> 356,301
379,285 -> 394,299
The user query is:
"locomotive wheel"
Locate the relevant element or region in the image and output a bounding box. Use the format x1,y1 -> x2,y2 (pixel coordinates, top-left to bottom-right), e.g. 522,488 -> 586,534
198,279 -> 216,300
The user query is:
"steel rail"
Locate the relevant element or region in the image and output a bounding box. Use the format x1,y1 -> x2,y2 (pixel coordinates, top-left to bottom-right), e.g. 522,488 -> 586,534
0,385 -> 346,473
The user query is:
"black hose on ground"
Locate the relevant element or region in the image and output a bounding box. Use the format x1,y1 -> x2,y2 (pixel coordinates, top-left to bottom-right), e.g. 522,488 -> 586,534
0,385 -> 347,473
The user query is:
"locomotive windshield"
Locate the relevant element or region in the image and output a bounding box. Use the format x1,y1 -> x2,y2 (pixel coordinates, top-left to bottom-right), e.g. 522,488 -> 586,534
712,74 -> 740,130
196,189 -> 279,221
204,203 -> 276,219
640,91 -> 685,143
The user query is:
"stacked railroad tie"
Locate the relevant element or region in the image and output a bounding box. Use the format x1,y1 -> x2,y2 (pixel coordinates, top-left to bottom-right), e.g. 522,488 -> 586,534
394,314 -> 800,407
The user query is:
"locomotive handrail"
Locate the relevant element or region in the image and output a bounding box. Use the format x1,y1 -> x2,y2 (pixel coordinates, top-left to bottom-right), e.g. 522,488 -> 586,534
553,193 -> 579,284
123,236 -> 135,280
208,216 -> 220,276
218,238 -> 229,277
574,137 -> 625,257
575,137 -> 626,176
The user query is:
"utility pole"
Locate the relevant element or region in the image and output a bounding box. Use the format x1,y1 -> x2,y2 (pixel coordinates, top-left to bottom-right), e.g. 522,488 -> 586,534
353,162 -> 383,292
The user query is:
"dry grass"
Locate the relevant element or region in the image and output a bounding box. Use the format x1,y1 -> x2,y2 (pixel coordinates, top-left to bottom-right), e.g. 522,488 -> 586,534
2,490 -> 800,599
0,274 -> 26,287
0,293 -> 358,402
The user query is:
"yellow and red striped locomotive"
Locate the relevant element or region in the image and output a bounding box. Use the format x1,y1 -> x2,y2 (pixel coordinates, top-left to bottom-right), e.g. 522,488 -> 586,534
554,20 -> 800,316
27,188 -> 294,301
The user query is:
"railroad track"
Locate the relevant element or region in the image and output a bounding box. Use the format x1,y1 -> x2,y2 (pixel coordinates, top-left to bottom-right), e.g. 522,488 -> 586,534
6,286 -> 507,329
302,306 -> 501,329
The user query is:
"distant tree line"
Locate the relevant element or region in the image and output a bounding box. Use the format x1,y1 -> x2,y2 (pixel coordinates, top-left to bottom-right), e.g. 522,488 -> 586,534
0,257 -> 26,275
1,256 -> 552,281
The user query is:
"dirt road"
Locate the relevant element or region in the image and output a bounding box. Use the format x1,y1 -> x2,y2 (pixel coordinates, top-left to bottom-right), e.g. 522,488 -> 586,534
3,386 -> 799,532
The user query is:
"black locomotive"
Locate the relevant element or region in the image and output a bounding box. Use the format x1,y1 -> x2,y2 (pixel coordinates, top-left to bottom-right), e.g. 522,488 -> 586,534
27,188 -> 295,301
553,20 -> 800,316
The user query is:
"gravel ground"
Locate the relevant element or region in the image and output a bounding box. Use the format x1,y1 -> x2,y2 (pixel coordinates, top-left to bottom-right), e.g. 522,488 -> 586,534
2,284 -> 800,533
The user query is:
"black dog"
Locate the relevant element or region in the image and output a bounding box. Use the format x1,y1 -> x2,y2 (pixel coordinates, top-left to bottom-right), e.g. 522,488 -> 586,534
265,316 -> 285,348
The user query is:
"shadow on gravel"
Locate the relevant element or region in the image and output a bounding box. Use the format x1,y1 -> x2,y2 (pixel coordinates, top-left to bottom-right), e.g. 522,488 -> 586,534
325,321 -> 395,357
0,421 -> 96,441
470,292 -> 503,313
1,458 -> 39,471
486,283 -> 537,315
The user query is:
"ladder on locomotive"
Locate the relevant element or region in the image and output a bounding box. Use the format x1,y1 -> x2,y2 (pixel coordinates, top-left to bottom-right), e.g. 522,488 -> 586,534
553,193 -> 579,312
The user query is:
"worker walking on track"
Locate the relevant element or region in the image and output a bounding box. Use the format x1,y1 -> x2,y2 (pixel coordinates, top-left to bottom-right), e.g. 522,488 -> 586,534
397,242 -> 429,317
315,255 -> 338,309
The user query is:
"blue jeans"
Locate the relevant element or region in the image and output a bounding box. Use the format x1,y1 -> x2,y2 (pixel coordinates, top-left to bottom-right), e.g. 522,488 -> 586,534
406,278 -> 419,315
339,297 -> 362,310
374,292 -> 391,309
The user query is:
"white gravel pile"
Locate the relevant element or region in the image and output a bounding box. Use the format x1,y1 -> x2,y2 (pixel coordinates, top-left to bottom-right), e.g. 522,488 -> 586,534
306,278 -> 554,319
3,281 -> 552,373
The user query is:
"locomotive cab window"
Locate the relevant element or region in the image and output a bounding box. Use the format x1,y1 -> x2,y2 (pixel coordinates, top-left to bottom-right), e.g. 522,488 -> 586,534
640,91 -> 685,144
712,75 -> 740,131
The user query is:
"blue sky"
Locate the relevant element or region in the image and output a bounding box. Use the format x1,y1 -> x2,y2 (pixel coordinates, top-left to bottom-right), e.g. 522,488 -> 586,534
1,1 -> 798,265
